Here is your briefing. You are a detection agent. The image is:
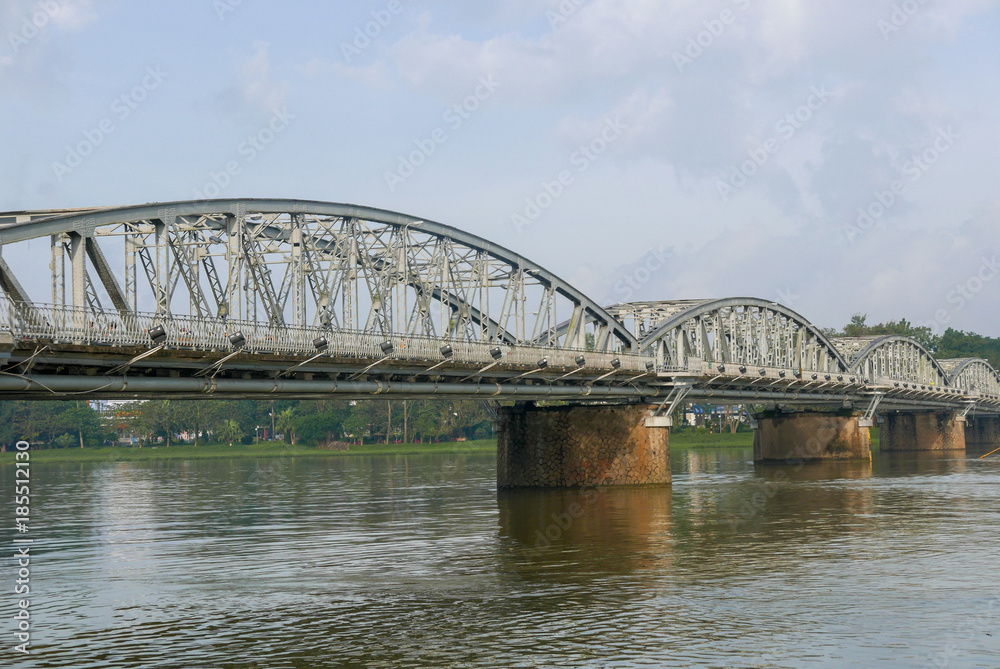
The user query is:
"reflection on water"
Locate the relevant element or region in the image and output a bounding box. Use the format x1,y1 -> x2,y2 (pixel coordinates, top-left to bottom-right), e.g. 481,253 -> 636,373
2,447 -> 999,668
498,486 -> 673,576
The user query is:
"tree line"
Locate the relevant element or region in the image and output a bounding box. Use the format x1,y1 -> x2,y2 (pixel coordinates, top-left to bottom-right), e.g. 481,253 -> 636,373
0,398 -> 494,450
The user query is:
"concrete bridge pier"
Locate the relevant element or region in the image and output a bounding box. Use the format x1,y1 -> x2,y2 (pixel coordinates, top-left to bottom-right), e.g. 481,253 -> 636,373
879,412 -> 966,452
496,404 -> 670,488
752,412 -> 872,462
965,416 -> 1000,449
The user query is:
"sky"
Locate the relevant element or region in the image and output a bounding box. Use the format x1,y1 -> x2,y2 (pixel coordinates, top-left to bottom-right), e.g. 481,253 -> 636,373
1,0 -> 999,335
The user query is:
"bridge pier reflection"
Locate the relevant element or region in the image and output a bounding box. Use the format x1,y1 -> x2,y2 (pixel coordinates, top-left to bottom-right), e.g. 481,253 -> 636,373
497,486 -> 673,571
752,411 -> 872,463
880,412 -> 966,452
496,404 -> 670,488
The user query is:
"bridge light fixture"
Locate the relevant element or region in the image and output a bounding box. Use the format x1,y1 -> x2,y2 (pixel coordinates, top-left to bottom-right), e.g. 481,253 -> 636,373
591,357 -> 624,384
824,374 -> 831,381
411,343 -> 458,378
849,376 -> 856,383
555,355 -> 588,382
778,370 -> 786,378
837,375 -> 844,382
511,357 -> 550,383
458,345 -> 505,382
794,370 -> 802,379
620,359 -> 655,385
107,325 -> 170,375
717,364 -> 726,373
276,336 -> 332,378
348,340 -> 396,380
894,382 -> 900,387
739,366 -> 747,374
149,325 -> 167,346
194,331 -> 248,379
903,383 -> 909,388
811,373 -> 818,380
758,368 -> 766,376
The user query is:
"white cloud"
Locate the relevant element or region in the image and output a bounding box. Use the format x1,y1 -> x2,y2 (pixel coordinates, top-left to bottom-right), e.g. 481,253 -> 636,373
239,41 -> 289,112
49,0 -> 98,31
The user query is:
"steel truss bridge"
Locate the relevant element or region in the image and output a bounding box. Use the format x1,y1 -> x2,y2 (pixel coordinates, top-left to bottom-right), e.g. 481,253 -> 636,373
0,199 -> 996,417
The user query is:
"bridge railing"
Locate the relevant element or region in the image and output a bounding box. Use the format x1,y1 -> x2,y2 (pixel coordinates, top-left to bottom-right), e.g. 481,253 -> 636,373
0,299 -> 655,372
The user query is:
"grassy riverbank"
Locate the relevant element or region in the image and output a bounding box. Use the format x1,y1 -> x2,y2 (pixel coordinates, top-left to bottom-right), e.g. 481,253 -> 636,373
668,430 -> 753,448
0,440 -> 498,464
1,428 -> 840,464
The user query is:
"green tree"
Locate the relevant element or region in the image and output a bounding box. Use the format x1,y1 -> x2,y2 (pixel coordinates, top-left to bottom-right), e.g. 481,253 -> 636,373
217,419 -> 243,446
936,328 -> 1000,368
836,314 -> 938,350
275,408 -> 298,444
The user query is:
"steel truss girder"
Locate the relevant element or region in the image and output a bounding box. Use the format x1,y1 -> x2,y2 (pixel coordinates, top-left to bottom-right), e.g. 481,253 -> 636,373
835,335 -> 949,387
625,298 -> 849,374
940,358 -> 1000,398
0,201 -> 632,353
0,199 -> 637,352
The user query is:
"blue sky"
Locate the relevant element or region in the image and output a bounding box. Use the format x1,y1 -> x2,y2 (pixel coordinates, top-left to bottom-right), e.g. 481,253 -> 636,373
2,0 -> 999,335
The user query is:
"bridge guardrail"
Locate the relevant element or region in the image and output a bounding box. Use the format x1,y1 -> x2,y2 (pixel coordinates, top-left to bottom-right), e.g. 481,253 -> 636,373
0,298 -> 655,372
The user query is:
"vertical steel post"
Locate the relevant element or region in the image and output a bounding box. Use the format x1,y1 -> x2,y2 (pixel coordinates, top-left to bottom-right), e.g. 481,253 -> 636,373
69,233 -> 86,309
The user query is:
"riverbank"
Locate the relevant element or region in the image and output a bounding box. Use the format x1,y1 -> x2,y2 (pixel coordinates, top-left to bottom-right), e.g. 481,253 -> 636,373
0,440 -> 498,464
0,427 -> 887,463
669,430 -> 752,448
667,427 -> 882,449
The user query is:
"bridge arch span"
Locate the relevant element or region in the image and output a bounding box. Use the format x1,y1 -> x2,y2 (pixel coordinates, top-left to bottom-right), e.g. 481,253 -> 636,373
834,336 -> 950,388
0,199 -> 636,353
608,298 -> 850,375
939,358 -> 1000,398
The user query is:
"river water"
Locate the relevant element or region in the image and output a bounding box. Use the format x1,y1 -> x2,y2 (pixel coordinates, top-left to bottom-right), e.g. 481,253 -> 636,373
3,446 -> 1000,668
